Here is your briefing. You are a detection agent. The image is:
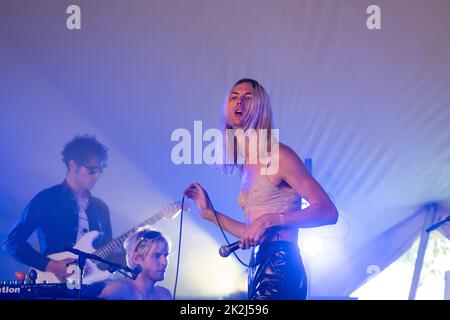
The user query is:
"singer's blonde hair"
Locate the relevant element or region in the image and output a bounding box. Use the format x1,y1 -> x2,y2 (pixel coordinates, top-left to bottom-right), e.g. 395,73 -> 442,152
218,78 -> 275,175
123,226 -> 170,269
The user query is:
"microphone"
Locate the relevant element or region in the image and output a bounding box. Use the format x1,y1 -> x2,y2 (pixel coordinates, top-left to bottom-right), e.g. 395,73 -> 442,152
219,240 -> 241,258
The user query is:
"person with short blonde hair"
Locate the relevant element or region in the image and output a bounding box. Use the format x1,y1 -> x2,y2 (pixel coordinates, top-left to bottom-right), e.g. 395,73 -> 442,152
100,227 -> 172,300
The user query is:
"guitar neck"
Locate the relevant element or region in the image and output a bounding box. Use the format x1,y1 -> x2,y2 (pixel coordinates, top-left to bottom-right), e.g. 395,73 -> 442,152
94,212 -> 164,259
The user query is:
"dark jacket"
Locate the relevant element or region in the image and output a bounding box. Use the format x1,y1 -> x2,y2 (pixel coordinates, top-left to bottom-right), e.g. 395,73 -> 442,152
2,181 -> 112,271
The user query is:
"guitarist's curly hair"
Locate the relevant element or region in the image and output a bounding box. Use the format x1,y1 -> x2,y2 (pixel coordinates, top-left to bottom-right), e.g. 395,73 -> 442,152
61,134 -> 108,169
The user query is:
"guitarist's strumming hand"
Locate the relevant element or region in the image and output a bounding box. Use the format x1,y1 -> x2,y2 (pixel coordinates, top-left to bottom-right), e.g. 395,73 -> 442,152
45,258 -> 76,278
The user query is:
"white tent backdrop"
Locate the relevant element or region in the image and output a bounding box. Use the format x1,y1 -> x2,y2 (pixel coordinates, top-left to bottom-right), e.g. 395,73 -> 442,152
1,0 -> 449,298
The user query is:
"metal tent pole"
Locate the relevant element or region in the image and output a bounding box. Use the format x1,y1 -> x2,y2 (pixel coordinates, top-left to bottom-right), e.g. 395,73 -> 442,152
408,203 -> 438,300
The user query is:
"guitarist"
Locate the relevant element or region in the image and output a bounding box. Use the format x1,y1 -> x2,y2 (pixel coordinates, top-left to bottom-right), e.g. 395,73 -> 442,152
2,134 -> 113,294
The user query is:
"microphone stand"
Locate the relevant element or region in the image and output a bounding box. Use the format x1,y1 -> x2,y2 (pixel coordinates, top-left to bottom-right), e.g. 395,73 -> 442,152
77,254 -> 86,300
65,247 -> 137,299
426,215 -> 450,233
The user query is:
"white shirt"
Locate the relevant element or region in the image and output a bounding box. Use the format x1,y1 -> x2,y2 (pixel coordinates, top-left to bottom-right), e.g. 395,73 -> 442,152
75,195 -> 90,241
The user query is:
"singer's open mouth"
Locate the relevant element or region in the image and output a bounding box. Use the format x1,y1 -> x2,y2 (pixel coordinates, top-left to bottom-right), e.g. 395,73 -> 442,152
234,108 -> 244,117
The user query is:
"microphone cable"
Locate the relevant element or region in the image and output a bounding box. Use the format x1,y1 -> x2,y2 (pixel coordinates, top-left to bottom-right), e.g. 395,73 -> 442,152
172,195 -> 185,300
213,209 -> 262,268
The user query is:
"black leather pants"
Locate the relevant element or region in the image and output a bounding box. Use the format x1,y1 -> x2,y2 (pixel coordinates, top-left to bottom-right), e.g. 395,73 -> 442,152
248,241 -> 308,300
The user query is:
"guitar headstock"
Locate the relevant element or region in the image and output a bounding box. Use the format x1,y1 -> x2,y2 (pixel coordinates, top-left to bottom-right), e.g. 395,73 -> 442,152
160,200 -> 191,219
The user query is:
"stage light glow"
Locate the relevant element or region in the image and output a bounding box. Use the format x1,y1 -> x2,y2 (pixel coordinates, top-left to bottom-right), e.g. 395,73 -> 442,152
299,233 -> 325,257
158,217 -> 247,299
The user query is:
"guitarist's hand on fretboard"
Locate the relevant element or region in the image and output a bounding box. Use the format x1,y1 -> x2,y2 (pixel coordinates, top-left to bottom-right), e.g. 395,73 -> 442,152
45,258 -> 76,278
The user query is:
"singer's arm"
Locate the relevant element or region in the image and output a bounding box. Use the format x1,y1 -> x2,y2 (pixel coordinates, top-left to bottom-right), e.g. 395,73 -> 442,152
205,209 -> 246,238
240,145 -> 338,248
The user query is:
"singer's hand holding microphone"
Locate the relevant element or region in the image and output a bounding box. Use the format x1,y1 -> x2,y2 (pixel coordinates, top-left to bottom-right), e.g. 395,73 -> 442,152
219,218 -> 269,258
221,213 -> 281,257
219,236 -> 260,257
218,237 -> 260,258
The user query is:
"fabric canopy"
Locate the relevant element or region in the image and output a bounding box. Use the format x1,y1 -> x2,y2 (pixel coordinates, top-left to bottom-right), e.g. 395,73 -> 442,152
1,0 -> 449,298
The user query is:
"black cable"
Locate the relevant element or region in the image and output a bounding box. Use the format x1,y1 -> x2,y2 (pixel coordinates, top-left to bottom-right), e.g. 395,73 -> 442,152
172,196 -> 185,300
213,210 -> 263,268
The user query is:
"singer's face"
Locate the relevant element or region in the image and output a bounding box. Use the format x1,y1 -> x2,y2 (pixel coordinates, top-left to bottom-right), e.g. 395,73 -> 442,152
138,242 -> 169,282
227,82 -> 253,128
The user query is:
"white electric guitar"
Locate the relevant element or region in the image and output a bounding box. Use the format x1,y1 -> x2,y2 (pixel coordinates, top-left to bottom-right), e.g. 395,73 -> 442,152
35,200 -> 188,284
